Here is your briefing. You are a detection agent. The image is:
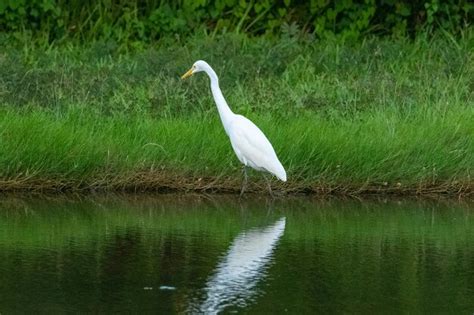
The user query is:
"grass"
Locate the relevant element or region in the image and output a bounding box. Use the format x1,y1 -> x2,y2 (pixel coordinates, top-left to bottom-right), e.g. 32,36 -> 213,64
0,31 -> 472,195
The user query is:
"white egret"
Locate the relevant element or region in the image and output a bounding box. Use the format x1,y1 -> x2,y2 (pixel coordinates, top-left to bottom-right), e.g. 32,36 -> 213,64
181,60 -> 286,196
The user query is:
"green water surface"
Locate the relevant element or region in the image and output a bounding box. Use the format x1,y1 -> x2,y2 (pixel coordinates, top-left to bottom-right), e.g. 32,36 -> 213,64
0,195 -> 473,314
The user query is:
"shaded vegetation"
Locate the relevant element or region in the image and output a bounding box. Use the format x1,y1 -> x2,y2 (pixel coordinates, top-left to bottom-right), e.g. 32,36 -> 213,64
0,0 -> 472,46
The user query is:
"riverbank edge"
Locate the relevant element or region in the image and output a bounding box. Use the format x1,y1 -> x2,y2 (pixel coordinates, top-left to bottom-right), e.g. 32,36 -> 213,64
0,173 -> 471,197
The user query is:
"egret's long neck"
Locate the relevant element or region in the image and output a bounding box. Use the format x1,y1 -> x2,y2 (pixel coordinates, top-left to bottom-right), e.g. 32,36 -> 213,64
205,67 -> 234,130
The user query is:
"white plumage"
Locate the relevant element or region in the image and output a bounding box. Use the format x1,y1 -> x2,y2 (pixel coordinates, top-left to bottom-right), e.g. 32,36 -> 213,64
181,60 -> 286,195
228,115 -> 286,181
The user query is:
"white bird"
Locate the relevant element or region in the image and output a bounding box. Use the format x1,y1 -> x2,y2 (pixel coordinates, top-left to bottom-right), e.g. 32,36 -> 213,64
181,60 -> 286,196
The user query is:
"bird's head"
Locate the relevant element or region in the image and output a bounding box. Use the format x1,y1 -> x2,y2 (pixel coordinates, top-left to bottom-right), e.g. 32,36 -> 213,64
181,60 -> 209,79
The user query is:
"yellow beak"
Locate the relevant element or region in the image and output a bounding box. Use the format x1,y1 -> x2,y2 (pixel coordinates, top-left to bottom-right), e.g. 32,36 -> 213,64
181,68 -> 194,79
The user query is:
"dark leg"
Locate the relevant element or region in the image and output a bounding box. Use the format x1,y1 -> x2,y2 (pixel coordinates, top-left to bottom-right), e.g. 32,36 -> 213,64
240,166 -> 248,197
262,173 -> 274,197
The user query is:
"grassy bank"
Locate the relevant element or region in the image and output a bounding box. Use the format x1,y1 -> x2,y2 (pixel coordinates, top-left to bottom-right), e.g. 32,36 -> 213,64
0,33 -> 472,195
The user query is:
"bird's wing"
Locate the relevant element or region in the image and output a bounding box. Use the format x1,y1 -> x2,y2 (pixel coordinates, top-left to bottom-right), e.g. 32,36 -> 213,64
228,115 -> 286,181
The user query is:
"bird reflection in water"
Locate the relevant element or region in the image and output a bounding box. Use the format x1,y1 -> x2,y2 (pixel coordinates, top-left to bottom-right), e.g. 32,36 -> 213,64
189,217 -> 286,314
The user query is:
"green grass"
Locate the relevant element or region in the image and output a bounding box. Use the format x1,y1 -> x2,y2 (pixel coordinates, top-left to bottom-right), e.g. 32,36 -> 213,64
0,32 -> 472,195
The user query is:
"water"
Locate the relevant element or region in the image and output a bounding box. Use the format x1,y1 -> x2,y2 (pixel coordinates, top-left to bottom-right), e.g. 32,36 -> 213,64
0,195 -> 473,314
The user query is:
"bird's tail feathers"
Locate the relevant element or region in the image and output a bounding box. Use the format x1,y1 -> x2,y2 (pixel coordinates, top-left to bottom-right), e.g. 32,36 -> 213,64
271,161 -> 287,182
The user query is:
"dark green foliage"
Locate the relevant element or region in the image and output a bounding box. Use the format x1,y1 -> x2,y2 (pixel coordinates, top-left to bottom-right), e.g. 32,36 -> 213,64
0,0 -> 472,45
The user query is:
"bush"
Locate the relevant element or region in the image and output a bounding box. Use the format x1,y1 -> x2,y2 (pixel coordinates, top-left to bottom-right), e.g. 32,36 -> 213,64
0,0 -> 472,44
